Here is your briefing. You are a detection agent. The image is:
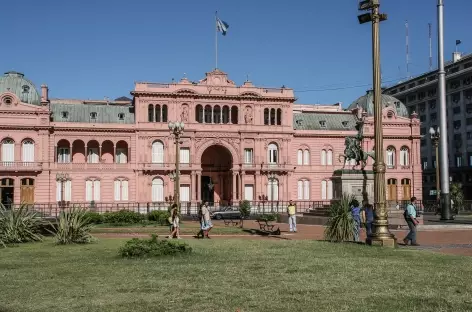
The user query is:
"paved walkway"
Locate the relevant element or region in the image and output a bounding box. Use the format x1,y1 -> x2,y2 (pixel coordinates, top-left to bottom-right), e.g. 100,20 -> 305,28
95,220 -> 472,256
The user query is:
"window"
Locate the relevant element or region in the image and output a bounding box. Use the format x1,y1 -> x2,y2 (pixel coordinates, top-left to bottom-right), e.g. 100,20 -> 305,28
456,156 -> 462,167
270,108 -> 276,125
22,140 -> 34,163
244,148 -> 253,164
151,177 -> 164,202
268,143 -> 278,164
303,150 -> 310,165
56,180 -> 72,202
222,106 -> 230,124
342,121 -> 349,128
114,179 -> 129,201
155,105 -> 161,122
61,111 -> 69,119
90,112 -> 97,120
162,105 -> 168,122
180,185 -> 190,202
264,108 -> 269,125
428,88 -> 437,97
418,92 -> 426,100
87,147 -> 99,163
430,113 -> 437,122
327,150 -> 333,165
231,106 -> 238,124
453,106 -> 461,115
148,104 -> 154,122
276,108 -> 282,125
297,149 -> 303,165
195,105 -> 203,123
118,113 -> 125,120
321,150 -> 326,165
386,146 -> 396,168
321,180 -> 333,200
1,139 -> 15,164
297,180 -> 310,200
152,141 -> 164,164
267,178 -> 279,200
57,147 -> 70,163
204,105 -> 212,123
244,185 -> 254,201
453,120 -> 462,130
452,93 -> 461,104
213,105 -> 221,124
116,148 -> 127,163
85,179 -> 100,201
420,128 -> 426,135
408,94 -> 417,102
420,115 -> 426,122
180,147 -> 190,164
429,100 -> 436,109
319,121 -> 326,128
400,146 -> 409,167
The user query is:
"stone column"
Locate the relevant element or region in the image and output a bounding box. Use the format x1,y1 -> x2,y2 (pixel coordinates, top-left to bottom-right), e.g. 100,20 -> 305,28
211,106 -> 214,124
113,144 -> 117,164
191,172 -> 196,201
220,109 -> 223,124
232,172 -> 237,201
240,172 -> 245,200
98,145 -> 102,162
196,172 -> 201,201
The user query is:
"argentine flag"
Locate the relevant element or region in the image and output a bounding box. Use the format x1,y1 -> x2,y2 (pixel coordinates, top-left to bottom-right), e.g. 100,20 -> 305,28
216,17 -> 229,36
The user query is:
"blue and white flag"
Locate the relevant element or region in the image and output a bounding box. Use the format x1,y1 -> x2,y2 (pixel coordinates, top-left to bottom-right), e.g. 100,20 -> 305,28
216,17 -> 229,36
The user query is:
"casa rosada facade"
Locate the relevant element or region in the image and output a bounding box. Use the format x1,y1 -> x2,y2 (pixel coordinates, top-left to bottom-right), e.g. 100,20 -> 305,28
0,69 -> 422,210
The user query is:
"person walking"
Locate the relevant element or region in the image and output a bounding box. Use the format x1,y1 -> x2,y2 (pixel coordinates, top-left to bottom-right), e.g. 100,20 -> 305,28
350,199 -> 361,242
403,196 -> 420,246
194,203 -> 204,239
201,202 -> 213,238
287,200 -> 297,233
167,204 -> 181,239
361,201 -> 375,237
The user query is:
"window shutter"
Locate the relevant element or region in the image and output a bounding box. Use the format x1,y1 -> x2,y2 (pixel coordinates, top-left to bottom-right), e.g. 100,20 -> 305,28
180,148 -> 190,164
86,180 -> 93,201
56,181 -> 62,201
114,180 -> 121,201
2,142 -> 14,162
297,150 -> 303,165
303,180 -> 310,200
327,180 -> 333,200
93,180 -> 100,201
244,185 -> 254,201
180,185 -> 190,202
22,142 -> 34,163
152,142 -> 164,164
321,180 -> 327,200
321,150 -> 326,165
122,180 -> 129,201
65,180 -> 72,201
297,181 -> 303,199
303,150 -> 310,165
327,150 -> 332,165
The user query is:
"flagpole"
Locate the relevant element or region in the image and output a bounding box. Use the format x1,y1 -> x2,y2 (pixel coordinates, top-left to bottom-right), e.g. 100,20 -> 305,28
215,11 -> 218,69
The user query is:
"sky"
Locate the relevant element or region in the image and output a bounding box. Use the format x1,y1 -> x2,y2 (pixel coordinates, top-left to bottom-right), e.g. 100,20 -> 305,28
1,0 -> 471,106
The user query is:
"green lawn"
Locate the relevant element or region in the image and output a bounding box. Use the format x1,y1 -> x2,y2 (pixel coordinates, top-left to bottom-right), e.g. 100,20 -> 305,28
90,222 -> 246,235
1,239 -> 472,312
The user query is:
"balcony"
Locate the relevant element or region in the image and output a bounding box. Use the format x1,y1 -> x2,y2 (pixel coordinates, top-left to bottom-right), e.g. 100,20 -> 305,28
260,163 -> 290,172
140,163 -> 173,171
53,162 -> 131,170
0,162 -> 43,172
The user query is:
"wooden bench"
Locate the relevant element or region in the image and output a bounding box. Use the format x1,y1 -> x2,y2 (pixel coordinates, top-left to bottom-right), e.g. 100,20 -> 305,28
223,218 -> 241,226
256,220 -> 275,232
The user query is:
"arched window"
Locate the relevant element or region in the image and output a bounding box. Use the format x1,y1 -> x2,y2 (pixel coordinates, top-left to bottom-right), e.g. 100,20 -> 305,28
204,105 -> 212,123
152,141 -> 164,164
268,143 -> 278,164
297,149 -> 303,165
155,104 -> 161,122
151,177 -> 164,202
386,146 -> 396,168
231,106 -> 238,124
327,150 -> 333,166
1,138 -> 15,164
321,180 -> 333,200
22,140 -> 34,163
114,179 -> 129,201
303,150 -> 310,165
214,105 -> 221,124
85,179 -> 100,202
297,179 -> 310,200
267,178 -> 279,200
276,108 -> 282,125
222,106 -> 230,124
162,105 -> 168,122
270,108 -> 276,125
264,108 -> 269,125
321,149 -> 327,165
195,105 -> 203,123
148,104 -> 154,122
400,146 -> 409,166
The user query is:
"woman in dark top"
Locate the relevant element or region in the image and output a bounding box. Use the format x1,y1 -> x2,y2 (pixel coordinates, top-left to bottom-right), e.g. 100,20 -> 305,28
350,199 -> 361,242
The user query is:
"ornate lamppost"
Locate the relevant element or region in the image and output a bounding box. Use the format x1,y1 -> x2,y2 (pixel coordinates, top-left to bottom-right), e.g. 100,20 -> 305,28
56,172 -> 70,208
429,127 -> 441,204
358,0 -> 396,247
168,121 -> 184,208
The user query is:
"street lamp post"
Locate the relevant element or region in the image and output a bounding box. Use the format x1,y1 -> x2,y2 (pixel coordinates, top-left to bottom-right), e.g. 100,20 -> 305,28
358,0 -> 396,247
56,173 -> 70,208
268,172 -> 276,212
168,121 -> 185,209
429,127 -> 441,204
437,0 -> 453,220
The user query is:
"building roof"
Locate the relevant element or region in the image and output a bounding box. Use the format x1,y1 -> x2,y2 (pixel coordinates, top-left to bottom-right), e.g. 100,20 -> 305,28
0,71 -> 41,105
50,103 -> 135,124
347,90 -> 409,118
293,112 -> 357,131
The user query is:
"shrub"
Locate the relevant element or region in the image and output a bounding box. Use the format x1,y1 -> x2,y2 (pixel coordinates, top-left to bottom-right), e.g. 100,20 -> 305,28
0,204 -> 43,247
119,234 -> 192,258
147,210 -> 171,225
257,214 -> 277,222
83,211 -> 103,224
324,193 -> 356,242
239,200 -> 251,219
51,207 -> 96,245
103,210 -> 145,224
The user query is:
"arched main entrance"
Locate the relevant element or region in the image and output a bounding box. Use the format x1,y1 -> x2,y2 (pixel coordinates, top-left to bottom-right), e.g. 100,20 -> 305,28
201,145 -> 233,205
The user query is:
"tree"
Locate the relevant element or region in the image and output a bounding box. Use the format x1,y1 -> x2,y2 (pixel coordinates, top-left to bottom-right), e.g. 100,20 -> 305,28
239,200 -> 251,228
450,183 -> 464,214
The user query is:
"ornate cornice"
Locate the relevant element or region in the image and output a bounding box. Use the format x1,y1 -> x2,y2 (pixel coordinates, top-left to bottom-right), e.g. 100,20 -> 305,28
132,91 -> 295,103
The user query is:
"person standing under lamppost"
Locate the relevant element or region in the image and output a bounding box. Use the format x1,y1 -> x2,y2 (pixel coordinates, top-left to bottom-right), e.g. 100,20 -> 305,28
287,200 -> 297,233
403,197 -> 420,246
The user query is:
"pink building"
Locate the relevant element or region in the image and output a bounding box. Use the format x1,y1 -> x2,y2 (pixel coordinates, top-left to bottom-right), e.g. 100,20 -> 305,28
0,69 -> 422,210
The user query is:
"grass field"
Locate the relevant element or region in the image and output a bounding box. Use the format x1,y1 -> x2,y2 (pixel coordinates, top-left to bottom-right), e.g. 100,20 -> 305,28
90,222 -> 246,235
1,238 -> 472,312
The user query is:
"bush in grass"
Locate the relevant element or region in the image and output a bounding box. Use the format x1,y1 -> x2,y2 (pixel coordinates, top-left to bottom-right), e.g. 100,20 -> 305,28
0,204 -> 43,247
256,214 -> 277,222
83,211 -> 103,224
324,193 -> 355,242
119,234 -> 192,258
103,210 -> 145,224
147,210 -> 171,225
50,207 -> 96,244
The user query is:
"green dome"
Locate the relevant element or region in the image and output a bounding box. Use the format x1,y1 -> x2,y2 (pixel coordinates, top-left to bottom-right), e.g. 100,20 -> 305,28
0,71 -> 41,105
348,90 -> 409,118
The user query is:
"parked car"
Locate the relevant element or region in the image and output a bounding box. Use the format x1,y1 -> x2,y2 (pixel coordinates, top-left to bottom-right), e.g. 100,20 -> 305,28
211,206 -> 241,220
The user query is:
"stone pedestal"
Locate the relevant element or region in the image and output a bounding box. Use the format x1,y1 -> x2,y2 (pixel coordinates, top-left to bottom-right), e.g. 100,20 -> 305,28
332,169 -> 374,204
